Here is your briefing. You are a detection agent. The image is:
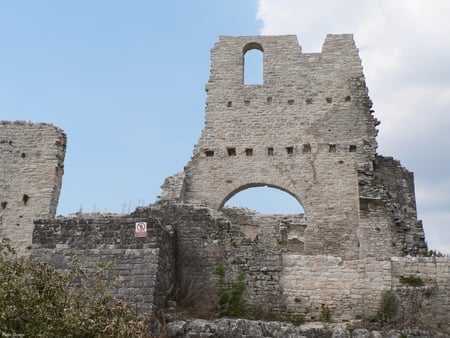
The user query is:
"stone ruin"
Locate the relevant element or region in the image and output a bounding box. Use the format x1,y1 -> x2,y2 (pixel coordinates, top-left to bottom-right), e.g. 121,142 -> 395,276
1,35 -> 449,334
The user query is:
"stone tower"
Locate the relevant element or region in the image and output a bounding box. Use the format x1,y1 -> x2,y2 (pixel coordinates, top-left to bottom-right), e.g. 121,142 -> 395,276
162,35 -> 426,259
0,122 -> 66,255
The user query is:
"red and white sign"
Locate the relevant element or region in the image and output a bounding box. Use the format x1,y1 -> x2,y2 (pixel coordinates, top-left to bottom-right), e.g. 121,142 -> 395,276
135,222 -> 147,237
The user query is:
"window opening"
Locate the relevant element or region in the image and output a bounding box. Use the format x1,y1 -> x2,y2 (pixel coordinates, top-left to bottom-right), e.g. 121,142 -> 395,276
227,101 -> 232,107
245,148 -> 253,156
329,144 -> 336,153
244,44 -> 263,85
286,146 -> 294,155
349,145 -> 357,152
204,150 -> 214,157
267,147 -> 274,156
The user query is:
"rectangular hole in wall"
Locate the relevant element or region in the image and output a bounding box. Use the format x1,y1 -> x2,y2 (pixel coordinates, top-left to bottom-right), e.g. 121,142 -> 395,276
349,145 -> 357,152
227,101 -> 232,107
227,147 -> 236,156
244,100 -> 250,106
326,97 -> 332,103
245,148 -> 253,156
345,95 -> 351,102
305,98 -> 313,104
329,144 -> 336,153
287,99 -> 295,105
303,144 -> 311,153
204,150 -> 214,157
286,146 -> 293,155
267,147 -> 274,156
266,96 -> 272,104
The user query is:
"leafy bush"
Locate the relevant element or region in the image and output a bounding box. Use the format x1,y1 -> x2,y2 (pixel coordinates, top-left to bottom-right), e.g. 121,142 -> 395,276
0,238 -> 154,337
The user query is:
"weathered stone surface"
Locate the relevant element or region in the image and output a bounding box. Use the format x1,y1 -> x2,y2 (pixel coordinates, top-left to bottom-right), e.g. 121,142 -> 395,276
31,210 -> 177,312
166,319 -> 450,338
2,34 -> 448,334
0,121 -> 66,255
162,35 -> 426,260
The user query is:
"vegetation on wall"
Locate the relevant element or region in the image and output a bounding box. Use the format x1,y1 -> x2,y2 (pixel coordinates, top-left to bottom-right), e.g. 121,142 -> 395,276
215,265 -> 247,317
0,238 -> 154,337
399,275 -> 425,287
374,291 -> 398,325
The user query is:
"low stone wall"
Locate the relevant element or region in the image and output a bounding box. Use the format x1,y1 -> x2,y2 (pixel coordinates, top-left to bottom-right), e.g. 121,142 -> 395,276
281,255 -> 390,321
391,256 -> 450,332
31,213 -> 176,312
30,203 -> 450,333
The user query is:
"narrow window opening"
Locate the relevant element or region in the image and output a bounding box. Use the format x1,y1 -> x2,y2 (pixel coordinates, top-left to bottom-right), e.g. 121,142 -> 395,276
287,99 -> 295,105
302,144 -> 311,154
245,148 -> 253,156
329,144 -> 336,153
305,98 -> 313,104
204,150 -> 214,157
227,148 -> 236,156
244,100 -> 250,106
286,146 -> 294,155
267,147 -> 274,156
244,44 -> 263,85
227,101 -> 232,107
326,97 -> 332,103
266,97 -> 272,104
345,95 -> 352,102
349,145 -> 357,152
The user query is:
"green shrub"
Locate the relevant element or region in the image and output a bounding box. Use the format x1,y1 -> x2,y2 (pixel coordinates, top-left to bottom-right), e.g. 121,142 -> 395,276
0,238 -> 153,337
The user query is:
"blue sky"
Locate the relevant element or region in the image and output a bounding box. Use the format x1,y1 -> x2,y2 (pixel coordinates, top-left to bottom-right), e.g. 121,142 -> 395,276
1,1 -> 449,253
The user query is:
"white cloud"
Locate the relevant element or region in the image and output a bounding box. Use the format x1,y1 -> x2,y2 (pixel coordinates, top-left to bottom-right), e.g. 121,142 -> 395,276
257,0 -> 450,252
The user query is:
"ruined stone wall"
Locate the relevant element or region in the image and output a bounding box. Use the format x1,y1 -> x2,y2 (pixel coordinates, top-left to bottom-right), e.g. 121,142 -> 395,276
30,203 -> 449,333
31,212 -> 176,312
358,155 -> 427,258
177,35 -> 379,260
391,256 -> 450,332
161,34 -> 426,260
0,121 -> 66,255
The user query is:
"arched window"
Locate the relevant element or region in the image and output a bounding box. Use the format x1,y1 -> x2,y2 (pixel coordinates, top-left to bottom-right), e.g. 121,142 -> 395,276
224,185 -> 304,214
243,43 -> 263,85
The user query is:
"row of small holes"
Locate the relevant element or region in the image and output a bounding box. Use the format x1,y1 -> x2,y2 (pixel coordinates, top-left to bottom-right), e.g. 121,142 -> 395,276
226,96 -> 351,107
204,144 -> 357,157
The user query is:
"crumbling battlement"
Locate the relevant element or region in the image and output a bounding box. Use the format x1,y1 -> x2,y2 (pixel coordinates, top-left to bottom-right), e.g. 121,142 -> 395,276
0,121 -> 66,255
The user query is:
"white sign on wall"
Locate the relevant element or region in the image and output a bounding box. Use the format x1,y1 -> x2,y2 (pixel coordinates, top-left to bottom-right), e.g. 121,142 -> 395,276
135,222 -> 147,237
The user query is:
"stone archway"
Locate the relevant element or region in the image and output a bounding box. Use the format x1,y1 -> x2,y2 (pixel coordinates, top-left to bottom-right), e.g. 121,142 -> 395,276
219,182 -> 304,212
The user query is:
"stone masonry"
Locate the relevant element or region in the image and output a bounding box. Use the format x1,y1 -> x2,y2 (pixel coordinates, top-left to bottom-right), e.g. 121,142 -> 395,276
162,34 -> 426,259
0,121 -> 66,255
1,35 -> 449,334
